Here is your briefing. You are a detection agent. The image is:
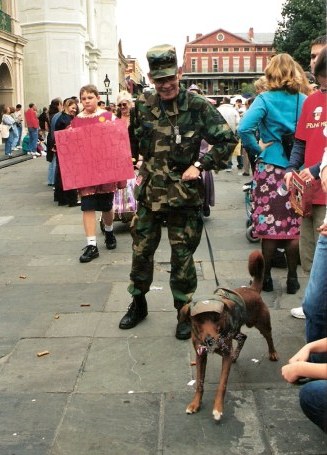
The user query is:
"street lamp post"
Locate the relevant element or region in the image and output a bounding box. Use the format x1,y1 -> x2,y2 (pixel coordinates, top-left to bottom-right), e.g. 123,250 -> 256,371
103,74 -> 111,107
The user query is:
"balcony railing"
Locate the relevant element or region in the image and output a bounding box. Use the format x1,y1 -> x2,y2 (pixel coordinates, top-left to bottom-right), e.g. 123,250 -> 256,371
0,10 -> 12,33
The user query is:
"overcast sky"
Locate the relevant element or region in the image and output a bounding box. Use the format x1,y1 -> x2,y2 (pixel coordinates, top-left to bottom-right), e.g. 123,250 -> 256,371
116,0 -> 286,77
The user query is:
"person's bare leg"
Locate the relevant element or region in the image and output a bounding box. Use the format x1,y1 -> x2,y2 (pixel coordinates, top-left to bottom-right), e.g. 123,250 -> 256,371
83,210 -> 96,237
101,208 -> 113,227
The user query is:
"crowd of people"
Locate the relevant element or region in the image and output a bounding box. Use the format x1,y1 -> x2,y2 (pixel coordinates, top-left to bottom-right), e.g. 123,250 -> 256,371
0,104 -> 23,157
1,35 -> 326,434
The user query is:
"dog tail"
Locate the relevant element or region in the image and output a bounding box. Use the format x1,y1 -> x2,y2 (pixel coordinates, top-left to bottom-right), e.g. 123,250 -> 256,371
248,250 -> 265,293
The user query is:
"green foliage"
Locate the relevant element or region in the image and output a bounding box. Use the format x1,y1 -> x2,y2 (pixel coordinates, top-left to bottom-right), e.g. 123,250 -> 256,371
273,0 -> 326,69
240,82 -> 255,96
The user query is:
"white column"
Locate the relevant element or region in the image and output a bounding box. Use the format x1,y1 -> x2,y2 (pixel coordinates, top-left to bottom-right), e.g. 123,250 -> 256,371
17,58 -> 24,107
9,0 -> 22,35
89,62 -> 98,85
95,0 -> 118,102
87,0 -> 97,47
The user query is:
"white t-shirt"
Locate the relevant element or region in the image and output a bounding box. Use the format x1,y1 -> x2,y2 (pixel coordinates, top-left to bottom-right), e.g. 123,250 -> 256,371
217,104 -> 240,134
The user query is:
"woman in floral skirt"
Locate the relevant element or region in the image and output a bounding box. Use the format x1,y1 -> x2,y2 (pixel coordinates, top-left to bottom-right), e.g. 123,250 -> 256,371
238,54 -> 309,293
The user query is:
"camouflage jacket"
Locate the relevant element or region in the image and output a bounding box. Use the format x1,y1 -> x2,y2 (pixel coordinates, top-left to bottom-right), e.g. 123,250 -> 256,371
133,85 -> 237,210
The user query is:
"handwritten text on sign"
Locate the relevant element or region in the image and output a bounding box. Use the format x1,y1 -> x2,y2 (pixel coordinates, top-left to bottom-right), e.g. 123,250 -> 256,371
55,119 -> 134,190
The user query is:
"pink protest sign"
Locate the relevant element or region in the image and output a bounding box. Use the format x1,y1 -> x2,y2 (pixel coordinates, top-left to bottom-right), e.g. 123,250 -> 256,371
55,118 -> 134,190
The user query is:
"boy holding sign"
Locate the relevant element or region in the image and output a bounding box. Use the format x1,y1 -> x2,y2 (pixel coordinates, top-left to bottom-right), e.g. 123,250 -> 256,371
56,84 -> 133,262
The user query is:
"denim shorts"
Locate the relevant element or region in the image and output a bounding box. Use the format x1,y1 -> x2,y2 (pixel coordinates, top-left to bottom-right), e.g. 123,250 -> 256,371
81,193 -> 114,212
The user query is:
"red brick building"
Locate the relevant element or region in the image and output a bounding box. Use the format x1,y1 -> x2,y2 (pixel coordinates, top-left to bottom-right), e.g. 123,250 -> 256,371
124,56 -> 146,96
182,28 -> 274,102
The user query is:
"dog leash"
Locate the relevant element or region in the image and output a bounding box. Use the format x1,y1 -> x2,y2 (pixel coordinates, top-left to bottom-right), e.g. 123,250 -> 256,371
202,216 -> 219,287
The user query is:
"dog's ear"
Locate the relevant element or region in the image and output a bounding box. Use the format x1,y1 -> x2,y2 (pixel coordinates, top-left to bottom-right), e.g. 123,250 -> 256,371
179,303 -> 191,323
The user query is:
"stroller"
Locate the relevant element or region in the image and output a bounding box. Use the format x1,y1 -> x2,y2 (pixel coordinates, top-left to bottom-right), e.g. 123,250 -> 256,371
112,178 -> 137,223
99,177 -> 137,233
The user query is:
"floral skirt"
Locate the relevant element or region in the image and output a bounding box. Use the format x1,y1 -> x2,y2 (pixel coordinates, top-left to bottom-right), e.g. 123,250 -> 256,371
252,162 -> 301,239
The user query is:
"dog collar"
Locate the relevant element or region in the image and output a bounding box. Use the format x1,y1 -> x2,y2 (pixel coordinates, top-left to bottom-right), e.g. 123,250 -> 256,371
215,287 -> 245,307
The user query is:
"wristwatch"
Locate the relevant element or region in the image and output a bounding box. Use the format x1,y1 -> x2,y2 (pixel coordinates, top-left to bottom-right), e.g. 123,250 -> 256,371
193,161 -> 204,171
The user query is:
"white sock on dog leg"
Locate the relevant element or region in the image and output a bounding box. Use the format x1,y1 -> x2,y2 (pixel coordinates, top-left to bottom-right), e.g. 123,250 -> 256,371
213,410 -> 223,421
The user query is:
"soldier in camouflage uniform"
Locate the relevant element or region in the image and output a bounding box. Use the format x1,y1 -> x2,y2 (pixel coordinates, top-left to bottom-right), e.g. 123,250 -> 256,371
119,44 -> 237,339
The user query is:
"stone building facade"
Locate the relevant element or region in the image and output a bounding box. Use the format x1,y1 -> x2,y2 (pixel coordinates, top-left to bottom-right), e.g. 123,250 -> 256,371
125,56 -> 145,97
17,0 -> 118,109
0,0 -> 27,108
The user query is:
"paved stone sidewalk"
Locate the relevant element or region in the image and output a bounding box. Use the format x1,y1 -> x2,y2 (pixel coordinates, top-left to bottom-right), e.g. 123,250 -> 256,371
0,158 -> 326,454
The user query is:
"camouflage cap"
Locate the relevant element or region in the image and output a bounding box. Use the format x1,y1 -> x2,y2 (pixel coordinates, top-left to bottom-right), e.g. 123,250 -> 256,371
147,44 -> 178,79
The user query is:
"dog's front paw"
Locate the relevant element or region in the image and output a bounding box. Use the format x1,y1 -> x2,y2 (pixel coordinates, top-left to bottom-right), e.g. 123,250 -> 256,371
269,351 -> 279,361
212,410 -> 223,421
186,401 -> 201,414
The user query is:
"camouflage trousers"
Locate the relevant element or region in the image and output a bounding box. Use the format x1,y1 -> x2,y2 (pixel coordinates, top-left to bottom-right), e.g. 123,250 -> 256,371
128,204 -> 203,310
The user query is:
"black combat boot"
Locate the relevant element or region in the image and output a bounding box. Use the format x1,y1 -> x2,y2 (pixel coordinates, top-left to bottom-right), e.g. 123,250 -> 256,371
119,294 -> 148,329
175,306 -> 191,340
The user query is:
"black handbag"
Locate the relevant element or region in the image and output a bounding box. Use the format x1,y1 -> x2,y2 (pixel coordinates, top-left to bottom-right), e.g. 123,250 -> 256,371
281,132 -> 295,160
281,94 -> 299,160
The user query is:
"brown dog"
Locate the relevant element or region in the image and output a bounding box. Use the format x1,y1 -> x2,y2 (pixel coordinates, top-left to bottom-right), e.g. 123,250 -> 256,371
182,250 -> 278,421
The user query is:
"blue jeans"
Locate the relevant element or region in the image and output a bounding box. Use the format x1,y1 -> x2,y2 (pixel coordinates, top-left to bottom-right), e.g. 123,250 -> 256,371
48,155 -> 57,185
4,128 -> 16,155
28,127 -> 38,152
299,380 -> 327,432
11,124 -> 19,149
303,235 -> 327,362
13,124 -> 22,147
